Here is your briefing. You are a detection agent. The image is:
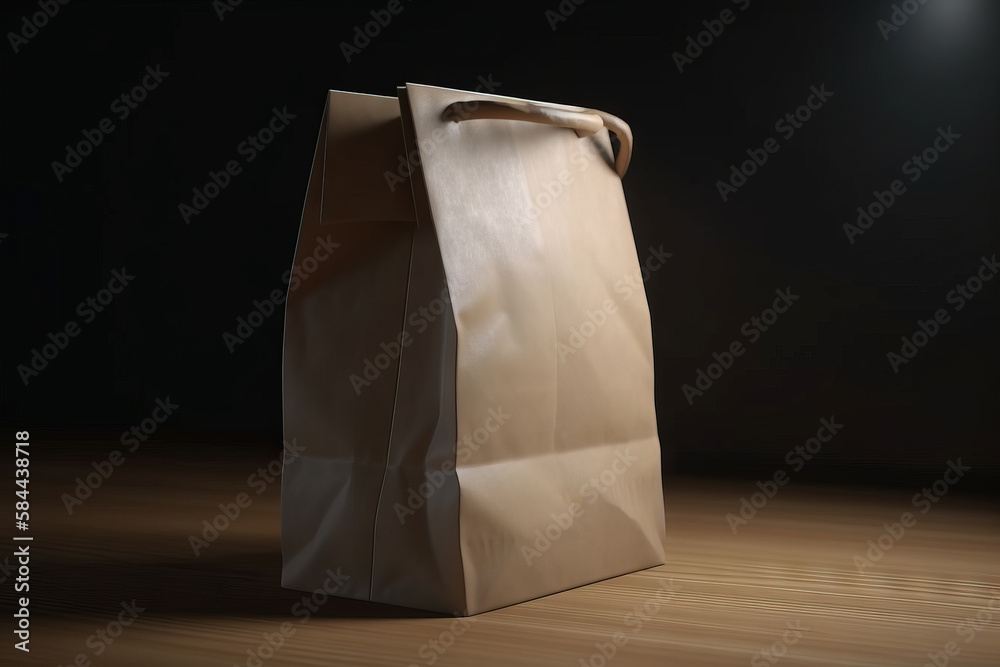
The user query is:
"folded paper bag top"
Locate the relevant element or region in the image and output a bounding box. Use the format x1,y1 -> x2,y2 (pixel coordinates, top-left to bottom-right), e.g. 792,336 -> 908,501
280,83 -> 665,615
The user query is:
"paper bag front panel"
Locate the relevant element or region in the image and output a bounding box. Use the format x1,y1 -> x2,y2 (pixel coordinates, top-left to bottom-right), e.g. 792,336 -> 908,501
402,83 -> 666,614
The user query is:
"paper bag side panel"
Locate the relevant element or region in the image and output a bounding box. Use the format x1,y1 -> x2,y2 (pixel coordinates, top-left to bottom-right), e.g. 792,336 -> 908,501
281,91 -> 417,600
403,83 -> 665,614
368,86 -> 466,614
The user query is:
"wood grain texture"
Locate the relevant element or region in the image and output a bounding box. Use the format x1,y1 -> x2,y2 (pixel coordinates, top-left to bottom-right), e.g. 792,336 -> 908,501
4,445 -> 998,666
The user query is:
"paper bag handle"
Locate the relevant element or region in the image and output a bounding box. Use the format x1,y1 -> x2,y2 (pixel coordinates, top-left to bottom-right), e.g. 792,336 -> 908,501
441,100 -> 633,178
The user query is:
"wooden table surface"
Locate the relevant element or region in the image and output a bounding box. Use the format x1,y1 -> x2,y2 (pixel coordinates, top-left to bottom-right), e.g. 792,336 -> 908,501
4,444 -> 998,666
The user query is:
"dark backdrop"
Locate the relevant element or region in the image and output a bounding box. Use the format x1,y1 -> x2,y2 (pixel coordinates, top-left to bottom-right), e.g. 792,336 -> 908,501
3,0 -> 998,483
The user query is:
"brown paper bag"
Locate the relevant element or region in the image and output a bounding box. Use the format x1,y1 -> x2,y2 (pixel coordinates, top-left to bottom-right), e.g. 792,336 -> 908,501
280,83 -> 665,615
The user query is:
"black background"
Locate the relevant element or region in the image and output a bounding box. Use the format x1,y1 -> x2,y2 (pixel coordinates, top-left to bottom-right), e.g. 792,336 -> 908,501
2,0 -> 998,485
